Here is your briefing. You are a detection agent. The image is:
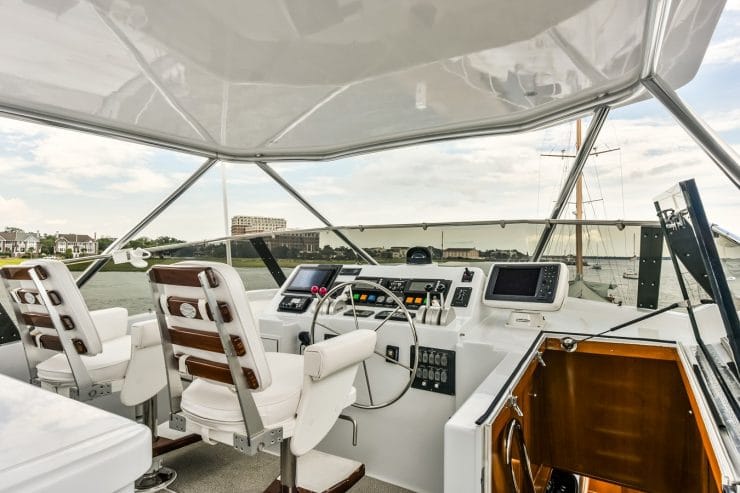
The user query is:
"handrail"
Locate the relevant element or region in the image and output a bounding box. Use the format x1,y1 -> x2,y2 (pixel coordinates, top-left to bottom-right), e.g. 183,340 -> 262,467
56,217 -> 659,266
504,418 -> 536,493
712,224 -> 740,246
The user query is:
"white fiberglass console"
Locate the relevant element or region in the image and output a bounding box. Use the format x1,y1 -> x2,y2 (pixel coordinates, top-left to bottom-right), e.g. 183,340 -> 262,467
482,262 -> 568,311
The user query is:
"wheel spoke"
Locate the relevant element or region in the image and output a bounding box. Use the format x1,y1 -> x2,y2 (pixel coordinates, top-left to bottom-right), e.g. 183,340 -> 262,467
372,349 -> 414,373
373,306 -> 400,332
314,321 -> 341,336
348,285 -> 360,332
362,360 -> 374,406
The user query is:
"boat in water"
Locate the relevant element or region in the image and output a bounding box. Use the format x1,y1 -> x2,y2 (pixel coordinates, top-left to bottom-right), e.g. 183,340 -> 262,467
0,2 -> 739,493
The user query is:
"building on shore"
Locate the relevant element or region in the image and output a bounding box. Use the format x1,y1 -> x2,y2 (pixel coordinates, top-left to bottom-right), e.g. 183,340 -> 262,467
231,215 -> 318,254
264,232 -> 320,254
55,234 -> 98,258
442,247 -> 481,260
231,216 -> 287,235
0,229 -> 40,257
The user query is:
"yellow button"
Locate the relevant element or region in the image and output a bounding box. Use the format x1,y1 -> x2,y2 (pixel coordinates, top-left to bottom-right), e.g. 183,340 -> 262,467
360,294 -> 368,301
414,297 -> 423,305
405,297 -> 414,304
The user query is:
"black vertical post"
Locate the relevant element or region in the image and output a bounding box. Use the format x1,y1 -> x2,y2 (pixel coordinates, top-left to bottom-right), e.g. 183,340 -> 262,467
249,238 -> 287,287
680,179 -> 740,366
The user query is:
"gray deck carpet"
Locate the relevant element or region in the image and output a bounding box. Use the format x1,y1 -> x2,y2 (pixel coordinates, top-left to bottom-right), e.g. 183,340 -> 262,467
163,442 -> 413,493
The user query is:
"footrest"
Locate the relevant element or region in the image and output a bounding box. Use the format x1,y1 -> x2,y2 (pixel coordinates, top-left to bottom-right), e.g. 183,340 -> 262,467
265,450 -> 365,493
153,422 -> 201,457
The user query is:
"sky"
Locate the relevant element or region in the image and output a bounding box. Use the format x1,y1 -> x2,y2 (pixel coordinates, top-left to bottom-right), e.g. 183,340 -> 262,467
0,2 -> 738,255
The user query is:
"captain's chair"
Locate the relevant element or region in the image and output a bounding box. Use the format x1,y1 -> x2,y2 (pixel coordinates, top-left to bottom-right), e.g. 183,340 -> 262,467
148,261 -> 376,492
0,259 -> 177,491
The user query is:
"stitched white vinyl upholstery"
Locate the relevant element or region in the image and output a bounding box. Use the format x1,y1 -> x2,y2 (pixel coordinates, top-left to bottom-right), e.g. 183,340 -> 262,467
154,261 -> 272,390
182,352 -> 303,427
36,335 -> 131,383
152,261 -> 376,460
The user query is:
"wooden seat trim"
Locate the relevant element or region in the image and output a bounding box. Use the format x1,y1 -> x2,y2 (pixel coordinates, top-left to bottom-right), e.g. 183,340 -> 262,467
31,333 -> 87,354
168,326 -> 246,356
22,312 -> 75,330
179,355 -> 258,389
264,463 -> 365,493
149,265 -> 218,288
13,289 -> 62,306
166,296 -> 233,323
0,265 -> 48,281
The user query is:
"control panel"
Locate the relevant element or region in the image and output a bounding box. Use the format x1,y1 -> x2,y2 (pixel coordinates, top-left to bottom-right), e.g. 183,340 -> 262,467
351,277 -> 451,310
278,295 -> 313,313
410,346 -> 455,395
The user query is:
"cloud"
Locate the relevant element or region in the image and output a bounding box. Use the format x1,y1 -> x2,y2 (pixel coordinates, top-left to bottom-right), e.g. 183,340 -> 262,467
704,36 -> 740,65
0,196 -> 34,226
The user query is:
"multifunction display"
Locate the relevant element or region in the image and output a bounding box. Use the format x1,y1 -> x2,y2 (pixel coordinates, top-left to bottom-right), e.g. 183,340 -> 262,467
284,265 -> 340,293
485,264 -> 560,304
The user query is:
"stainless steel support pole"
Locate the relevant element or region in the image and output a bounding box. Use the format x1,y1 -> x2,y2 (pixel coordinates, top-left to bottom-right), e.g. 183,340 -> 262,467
76,157 -> 219,287
531,106 -> 611,260
280,438 -> 298,491
255,162 -> 378,265
643,75 -> 740,189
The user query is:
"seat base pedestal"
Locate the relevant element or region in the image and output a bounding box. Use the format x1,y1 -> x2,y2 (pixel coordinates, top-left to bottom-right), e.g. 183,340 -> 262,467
264,449 -> 364,493
134,464 -> 176,492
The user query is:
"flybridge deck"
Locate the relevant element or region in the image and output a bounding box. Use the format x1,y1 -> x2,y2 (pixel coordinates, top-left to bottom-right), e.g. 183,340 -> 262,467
0,1 -> 739,493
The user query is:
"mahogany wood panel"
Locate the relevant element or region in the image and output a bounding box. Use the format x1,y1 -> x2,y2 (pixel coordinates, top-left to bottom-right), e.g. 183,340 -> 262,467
13,289 -> 62,305
152,434 -> 201,457
586,478 -> 645,492
149,265 -> 218,288
31,334 -> 87,354
0,265 -> 48,281
539,341 -> 717,493
180,355 -> 258,389
168,326 -> 246,356
490,349 -> 546,493
543,338 -> 677,361
263,464 -> 364,493
21,312 -> 75,330
676,358 -> 724,493
166,296 -> 233,323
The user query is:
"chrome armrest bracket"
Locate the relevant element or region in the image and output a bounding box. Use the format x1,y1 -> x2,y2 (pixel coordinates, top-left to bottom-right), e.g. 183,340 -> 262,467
234,427 -> 283,456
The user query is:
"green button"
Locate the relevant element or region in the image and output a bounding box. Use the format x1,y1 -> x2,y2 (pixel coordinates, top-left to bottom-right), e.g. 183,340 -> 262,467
353,293 -> 360,300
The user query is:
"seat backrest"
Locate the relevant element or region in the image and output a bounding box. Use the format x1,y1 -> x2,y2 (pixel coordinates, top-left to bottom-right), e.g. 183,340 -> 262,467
0,259 -> 103,356
148,261 -> 272,391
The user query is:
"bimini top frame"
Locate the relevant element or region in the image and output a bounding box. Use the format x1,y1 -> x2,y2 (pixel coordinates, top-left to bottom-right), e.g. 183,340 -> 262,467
0,0 -> 730,162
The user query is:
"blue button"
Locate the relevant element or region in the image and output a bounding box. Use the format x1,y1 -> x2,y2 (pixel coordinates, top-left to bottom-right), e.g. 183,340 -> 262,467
367,294 -> 377,303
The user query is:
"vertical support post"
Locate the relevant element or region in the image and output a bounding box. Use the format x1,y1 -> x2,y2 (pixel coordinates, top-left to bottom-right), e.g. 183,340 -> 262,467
575,119 -> 584,279
532,107 -> 610,260
643,75 -> 740,189
221,162 -> 233,266
76,157 -> 219,288
280,438 -> 298,491
255,162 -> 378,265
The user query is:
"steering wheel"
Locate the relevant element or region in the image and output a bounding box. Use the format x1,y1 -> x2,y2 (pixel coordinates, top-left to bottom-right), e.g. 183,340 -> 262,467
310,280 -> 419,409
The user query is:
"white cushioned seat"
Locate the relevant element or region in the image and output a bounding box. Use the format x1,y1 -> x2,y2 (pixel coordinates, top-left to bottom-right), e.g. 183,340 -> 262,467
181,352 -> 303,427
36,336 -> 132,383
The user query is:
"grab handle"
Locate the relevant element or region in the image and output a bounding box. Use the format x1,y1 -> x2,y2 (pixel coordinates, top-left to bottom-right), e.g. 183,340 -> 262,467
503,418 -> 536,493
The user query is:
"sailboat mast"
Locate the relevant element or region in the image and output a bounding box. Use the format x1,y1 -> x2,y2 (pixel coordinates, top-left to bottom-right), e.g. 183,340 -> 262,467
575,119 -> 584,278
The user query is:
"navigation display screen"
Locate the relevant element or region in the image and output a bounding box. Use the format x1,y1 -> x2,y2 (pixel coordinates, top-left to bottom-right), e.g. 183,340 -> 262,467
286,266 -> 338,293
492,267 -> 540,296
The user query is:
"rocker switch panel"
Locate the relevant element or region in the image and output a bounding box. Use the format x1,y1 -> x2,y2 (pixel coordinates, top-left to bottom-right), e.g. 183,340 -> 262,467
410,346 -> 455,395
